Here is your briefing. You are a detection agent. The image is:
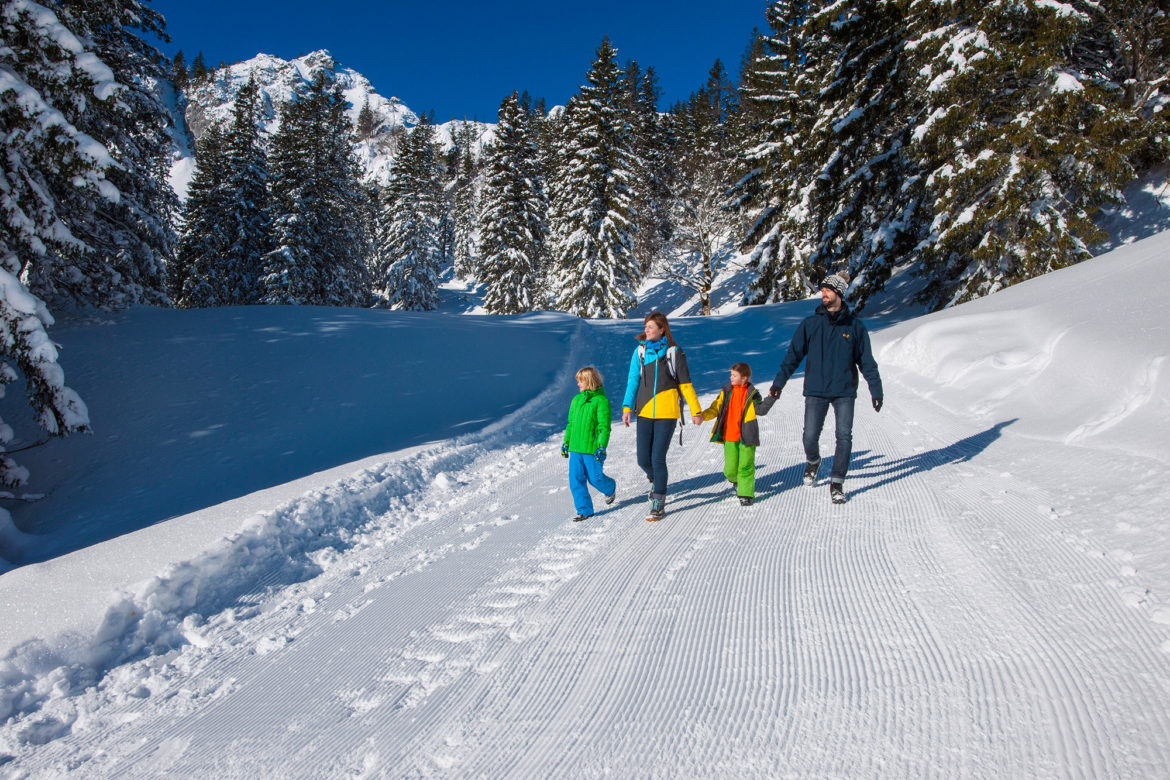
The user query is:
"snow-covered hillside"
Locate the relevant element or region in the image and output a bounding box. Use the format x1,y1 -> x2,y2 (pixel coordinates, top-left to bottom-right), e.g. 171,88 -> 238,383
171,50 -> 496,196
0,233 -> 1168,775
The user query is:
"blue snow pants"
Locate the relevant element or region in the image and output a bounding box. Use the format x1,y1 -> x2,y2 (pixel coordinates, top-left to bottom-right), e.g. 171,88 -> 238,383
568,451 -> 616,516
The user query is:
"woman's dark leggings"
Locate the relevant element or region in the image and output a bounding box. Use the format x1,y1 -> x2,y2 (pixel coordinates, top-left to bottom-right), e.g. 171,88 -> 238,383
636,417 -> 677,499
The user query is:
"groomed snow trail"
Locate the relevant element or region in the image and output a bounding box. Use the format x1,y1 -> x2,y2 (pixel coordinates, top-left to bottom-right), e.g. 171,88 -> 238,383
5,324 -> 1170,777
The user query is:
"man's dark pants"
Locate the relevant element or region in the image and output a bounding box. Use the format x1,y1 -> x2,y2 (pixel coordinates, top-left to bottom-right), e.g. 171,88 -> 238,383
803,396 -> 855,484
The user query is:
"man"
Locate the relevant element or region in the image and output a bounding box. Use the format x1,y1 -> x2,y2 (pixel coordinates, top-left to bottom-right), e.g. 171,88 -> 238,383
768,271 -> 883,504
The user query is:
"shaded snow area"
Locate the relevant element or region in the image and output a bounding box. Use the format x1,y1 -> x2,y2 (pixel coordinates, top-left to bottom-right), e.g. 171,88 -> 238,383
1,235 -> 1169,776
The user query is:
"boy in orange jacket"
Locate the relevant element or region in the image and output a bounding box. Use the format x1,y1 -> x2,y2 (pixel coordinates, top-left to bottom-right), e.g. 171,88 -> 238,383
698,363 -> 774,505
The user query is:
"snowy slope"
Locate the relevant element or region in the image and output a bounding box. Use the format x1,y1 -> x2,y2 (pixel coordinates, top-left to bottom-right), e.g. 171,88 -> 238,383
1,234 -> 1169,775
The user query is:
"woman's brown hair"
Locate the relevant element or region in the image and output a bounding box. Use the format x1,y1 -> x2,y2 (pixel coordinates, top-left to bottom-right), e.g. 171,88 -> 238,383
638,311 -> 677,347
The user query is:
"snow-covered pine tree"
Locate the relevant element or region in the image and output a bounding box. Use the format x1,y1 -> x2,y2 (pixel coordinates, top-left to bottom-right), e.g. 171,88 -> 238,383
356,98 -> 376,140
907,0 -> 1135,309
665,93 -> 736,316
626,64 -> 672,275
794,0 -> 922,310
262,73 -> 370,306
171,50 -> 189,91
540,101 -> 570,264
1070,0 -> 1170,178
44,0 -> 177,310
733,1 -> 824,304
191,51 -> 208,82
478,92 -> 549,314
172,125 -> 232,306
450,121 -> 481,280
221,77 -> 271,304
374,116 -> 443,311
173,79 -> 270,307
0,0 -> 99,488
551,37 -> 641,318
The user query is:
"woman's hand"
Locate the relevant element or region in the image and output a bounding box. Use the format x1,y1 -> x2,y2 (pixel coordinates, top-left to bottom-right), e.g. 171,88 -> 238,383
691,415 -> 703,426
622,410 -> 631,427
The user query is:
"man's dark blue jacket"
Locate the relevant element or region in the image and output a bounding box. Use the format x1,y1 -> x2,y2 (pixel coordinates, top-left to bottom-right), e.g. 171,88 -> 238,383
771,304 -> 884,400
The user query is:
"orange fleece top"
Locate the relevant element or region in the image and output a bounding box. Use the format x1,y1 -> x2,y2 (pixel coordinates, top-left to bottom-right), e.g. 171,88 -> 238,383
724,385 -> 749,442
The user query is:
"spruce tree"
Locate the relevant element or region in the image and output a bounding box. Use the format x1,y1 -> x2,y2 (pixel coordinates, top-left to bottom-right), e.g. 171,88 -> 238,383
171,50 -> 189,91
172,126 -> 232,306
262,73 -> 370,306
191,51 -> 208,81
0,0 -> 98,489
666,94 -> 736,316
44,0 -> 177,310
449,121 -> 482,280
374,117 -> 443,311
792,0 -> 921,309
478,93 -> 548,314
356,98 -> 376,140
173,79 -> 270,307
221,77 -> 271,303
908,0 -> 1135,309
733,1 -> 824,304
551,37 -> 641,318
1069,0 -> 1170,172
626,65 -> 672,275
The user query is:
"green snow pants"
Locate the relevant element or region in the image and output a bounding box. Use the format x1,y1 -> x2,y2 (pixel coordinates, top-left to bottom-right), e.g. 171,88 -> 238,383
723,440 -> 756,499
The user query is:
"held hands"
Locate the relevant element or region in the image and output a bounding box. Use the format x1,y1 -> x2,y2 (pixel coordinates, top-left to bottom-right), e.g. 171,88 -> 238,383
769,385 -> 781,399
872,398 -> 883,413
691,415 -> 704,426
561,442 -> 569,458
594,447 -> 607,462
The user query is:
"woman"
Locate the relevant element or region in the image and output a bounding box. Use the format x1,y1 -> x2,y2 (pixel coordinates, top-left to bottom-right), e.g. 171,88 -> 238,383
621,312 -> 703,520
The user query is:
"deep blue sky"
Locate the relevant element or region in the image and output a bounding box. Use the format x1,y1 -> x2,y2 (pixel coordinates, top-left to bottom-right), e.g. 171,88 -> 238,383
151,0 -> 770,122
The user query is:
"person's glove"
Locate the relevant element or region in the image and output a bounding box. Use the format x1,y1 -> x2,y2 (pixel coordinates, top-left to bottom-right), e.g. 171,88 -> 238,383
769,385 -> 781,399
594,447 -> 607,462
561,442 -> 569,458
872,398 -> 883,412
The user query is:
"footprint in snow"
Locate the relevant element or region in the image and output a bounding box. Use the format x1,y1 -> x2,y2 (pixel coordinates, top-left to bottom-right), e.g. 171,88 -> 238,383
1119,585 -> 1150,608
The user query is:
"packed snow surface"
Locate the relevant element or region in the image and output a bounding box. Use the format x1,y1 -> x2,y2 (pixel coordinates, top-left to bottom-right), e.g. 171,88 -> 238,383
0,234 -> 1168,776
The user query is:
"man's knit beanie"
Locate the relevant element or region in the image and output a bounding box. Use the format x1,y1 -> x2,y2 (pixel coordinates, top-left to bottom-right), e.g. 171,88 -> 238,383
819,270 -> 850,299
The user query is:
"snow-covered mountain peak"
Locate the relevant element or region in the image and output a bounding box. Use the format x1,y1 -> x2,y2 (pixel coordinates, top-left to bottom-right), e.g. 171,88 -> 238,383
183,49 -> 417,141
173,50 -> 495,192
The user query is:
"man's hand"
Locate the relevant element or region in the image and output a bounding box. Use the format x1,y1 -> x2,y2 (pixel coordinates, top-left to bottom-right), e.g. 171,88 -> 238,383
622,410 -> 632,427
769,385 -> 781,399
691,414 -> 703,426
872,398 -> 883,413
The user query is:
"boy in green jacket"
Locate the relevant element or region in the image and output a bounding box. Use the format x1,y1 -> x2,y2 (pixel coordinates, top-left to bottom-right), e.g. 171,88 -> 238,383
561,366 -> 617,521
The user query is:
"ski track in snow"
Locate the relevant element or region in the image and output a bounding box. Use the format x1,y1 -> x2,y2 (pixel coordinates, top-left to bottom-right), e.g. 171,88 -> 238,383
4,325 -> 1170,777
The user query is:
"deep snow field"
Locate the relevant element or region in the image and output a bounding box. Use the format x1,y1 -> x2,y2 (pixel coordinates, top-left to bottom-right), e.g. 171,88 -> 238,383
0,232 -> 1168,777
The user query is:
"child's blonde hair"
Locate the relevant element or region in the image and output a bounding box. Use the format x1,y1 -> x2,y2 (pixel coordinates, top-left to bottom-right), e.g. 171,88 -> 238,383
576,366 -> 603,391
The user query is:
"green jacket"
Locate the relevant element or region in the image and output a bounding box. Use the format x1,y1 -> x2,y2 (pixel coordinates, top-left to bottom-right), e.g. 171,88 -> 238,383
564,388 -> 612,454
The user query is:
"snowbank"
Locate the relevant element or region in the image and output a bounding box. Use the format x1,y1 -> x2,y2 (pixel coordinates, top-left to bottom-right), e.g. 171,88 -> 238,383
880,231 -> 1170,463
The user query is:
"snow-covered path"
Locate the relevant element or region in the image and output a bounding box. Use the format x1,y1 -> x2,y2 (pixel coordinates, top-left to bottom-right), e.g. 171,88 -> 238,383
6,311 -> 1169,777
